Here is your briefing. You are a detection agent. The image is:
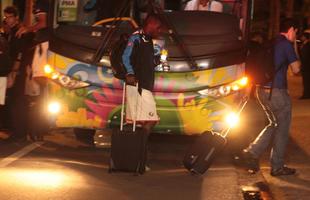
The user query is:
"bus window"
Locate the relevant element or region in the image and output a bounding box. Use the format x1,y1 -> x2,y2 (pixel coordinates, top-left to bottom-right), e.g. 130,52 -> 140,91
56,0 -> 133,26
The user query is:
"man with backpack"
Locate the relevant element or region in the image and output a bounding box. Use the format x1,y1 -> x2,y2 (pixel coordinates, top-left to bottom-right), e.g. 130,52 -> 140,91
242,18 -> 301,176
121,15 -> 162,168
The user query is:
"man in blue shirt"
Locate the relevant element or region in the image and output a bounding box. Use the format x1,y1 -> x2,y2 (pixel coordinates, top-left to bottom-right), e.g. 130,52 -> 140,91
122,15 -> 162,133
242,18 -> 301,176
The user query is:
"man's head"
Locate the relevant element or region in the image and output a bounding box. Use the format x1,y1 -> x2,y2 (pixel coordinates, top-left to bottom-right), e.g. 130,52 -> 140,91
280,18 -> 298,42
143,15 -> 162,38
3,6 -> 19,28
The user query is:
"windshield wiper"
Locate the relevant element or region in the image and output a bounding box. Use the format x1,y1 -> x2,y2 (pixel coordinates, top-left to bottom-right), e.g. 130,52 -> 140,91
91,0 -> 132,65
149,0 -> 198,70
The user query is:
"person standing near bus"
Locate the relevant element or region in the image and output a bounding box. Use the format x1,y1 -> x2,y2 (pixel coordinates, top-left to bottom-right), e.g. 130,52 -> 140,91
1,6 -> 34,143
300,30 -> 310,99
16,0 -> 50,141
184,0 -> 223,12
242,18 -> 301,176
122,15 -> 162,169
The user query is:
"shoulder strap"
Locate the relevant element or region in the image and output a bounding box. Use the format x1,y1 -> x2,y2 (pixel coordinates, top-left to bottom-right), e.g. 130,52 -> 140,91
268,62 -> 285,100
268,41 -> 284,100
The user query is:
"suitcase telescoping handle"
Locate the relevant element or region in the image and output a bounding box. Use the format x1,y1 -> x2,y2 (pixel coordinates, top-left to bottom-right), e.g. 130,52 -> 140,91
120,82 -> 126,131
120,82 -> 138,132
221,96 -> 249,138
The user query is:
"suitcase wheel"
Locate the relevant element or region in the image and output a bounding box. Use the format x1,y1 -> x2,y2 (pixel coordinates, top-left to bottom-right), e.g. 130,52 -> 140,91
190,169 -> 200,176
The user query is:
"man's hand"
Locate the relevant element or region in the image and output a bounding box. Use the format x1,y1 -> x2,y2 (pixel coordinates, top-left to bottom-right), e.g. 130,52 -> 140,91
289,60 -> 301,75
16,26 -> 29,38
125,74 -> 137,86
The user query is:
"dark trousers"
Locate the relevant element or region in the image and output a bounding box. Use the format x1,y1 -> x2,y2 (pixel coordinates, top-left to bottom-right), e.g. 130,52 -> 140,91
247,87 -> 292,170
7,72 -> 28,140
302,70 -> 310,98
27,80 -> 49,140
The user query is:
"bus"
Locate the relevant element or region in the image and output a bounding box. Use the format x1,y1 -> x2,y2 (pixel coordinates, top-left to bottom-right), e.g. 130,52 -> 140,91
45,0 -> 252,142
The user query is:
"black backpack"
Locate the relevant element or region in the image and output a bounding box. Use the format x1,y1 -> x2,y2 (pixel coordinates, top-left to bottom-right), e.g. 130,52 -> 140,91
110,32 -> 142,80
109,33 -> 130,80
246,41 -> 275,85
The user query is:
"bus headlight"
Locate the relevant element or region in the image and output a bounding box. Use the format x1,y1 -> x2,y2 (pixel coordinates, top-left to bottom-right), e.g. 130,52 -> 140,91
44,64 -> 54,74
198,76 -> 248,98
225,112 -> 240,128
48,101 -> 61,114
56,75 -> 90,89
47,71 -> 90,90
45,65 -> 90,89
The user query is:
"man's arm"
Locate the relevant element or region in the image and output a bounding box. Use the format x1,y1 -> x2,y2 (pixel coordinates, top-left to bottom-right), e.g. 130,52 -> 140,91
122,34 -> 140,85
289,60 -> 301,74
16,13 -> 47,37
27,13 -> 47,32
16,0 -> 49,37
122,34 -> 140,75
286,41 -> 301,75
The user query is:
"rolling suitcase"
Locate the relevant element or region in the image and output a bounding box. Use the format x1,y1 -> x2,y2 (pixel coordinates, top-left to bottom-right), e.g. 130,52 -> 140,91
109,83 -> 147,175
183,98 -> 248,175
183,131 -> 227,175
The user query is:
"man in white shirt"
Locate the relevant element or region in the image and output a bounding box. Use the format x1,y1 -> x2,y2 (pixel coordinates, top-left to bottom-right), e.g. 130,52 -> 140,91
184,0 -> 223,12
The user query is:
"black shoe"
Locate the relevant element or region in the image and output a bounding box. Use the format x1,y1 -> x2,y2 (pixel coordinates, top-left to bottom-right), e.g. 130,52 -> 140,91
241,150 -> 260,173
271,166 -> 296,176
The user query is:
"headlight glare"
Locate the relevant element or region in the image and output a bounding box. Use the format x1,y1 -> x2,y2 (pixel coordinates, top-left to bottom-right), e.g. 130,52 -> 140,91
48,101 -> 61,114
44,64 -> 54,74
225,112 -> 239,128
198,76 -> 248,98
51,72 -> 60,80
238,77 -> 248,86
232,84 -> 240,91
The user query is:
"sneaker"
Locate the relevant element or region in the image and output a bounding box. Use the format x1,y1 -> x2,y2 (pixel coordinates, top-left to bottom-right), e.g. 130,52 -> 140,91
241,150 -> 260,173
271,166 -> 296,176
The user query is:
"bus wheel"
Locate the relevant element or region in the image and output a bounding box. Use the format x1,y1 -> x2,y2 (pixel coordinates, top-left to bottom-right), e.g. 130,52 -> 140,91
74,128 -> 96,146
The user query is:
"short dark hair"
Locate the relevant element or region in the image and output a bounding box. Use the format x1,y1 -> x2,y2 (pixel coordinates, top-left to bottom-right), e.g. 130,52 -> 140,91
4,6 -> 19,17
280,18 -> 298,33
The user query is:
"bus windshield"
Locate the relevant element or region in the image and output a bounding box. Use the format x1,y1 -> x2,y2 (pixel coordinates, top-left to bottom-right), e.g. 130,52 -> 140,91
50,0 -> 248,71
55,0 -> 244,26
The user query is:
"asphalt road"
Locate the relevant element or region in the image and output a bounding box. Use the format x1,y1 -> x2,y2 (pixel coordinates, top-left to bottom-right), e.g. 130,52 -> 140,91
0,75 -> 309,200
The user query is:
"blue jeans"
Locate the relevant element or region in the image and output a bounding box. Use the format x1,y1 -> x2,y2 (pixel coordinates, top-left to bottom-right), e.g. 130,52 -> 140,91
247,87 -> 292,170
